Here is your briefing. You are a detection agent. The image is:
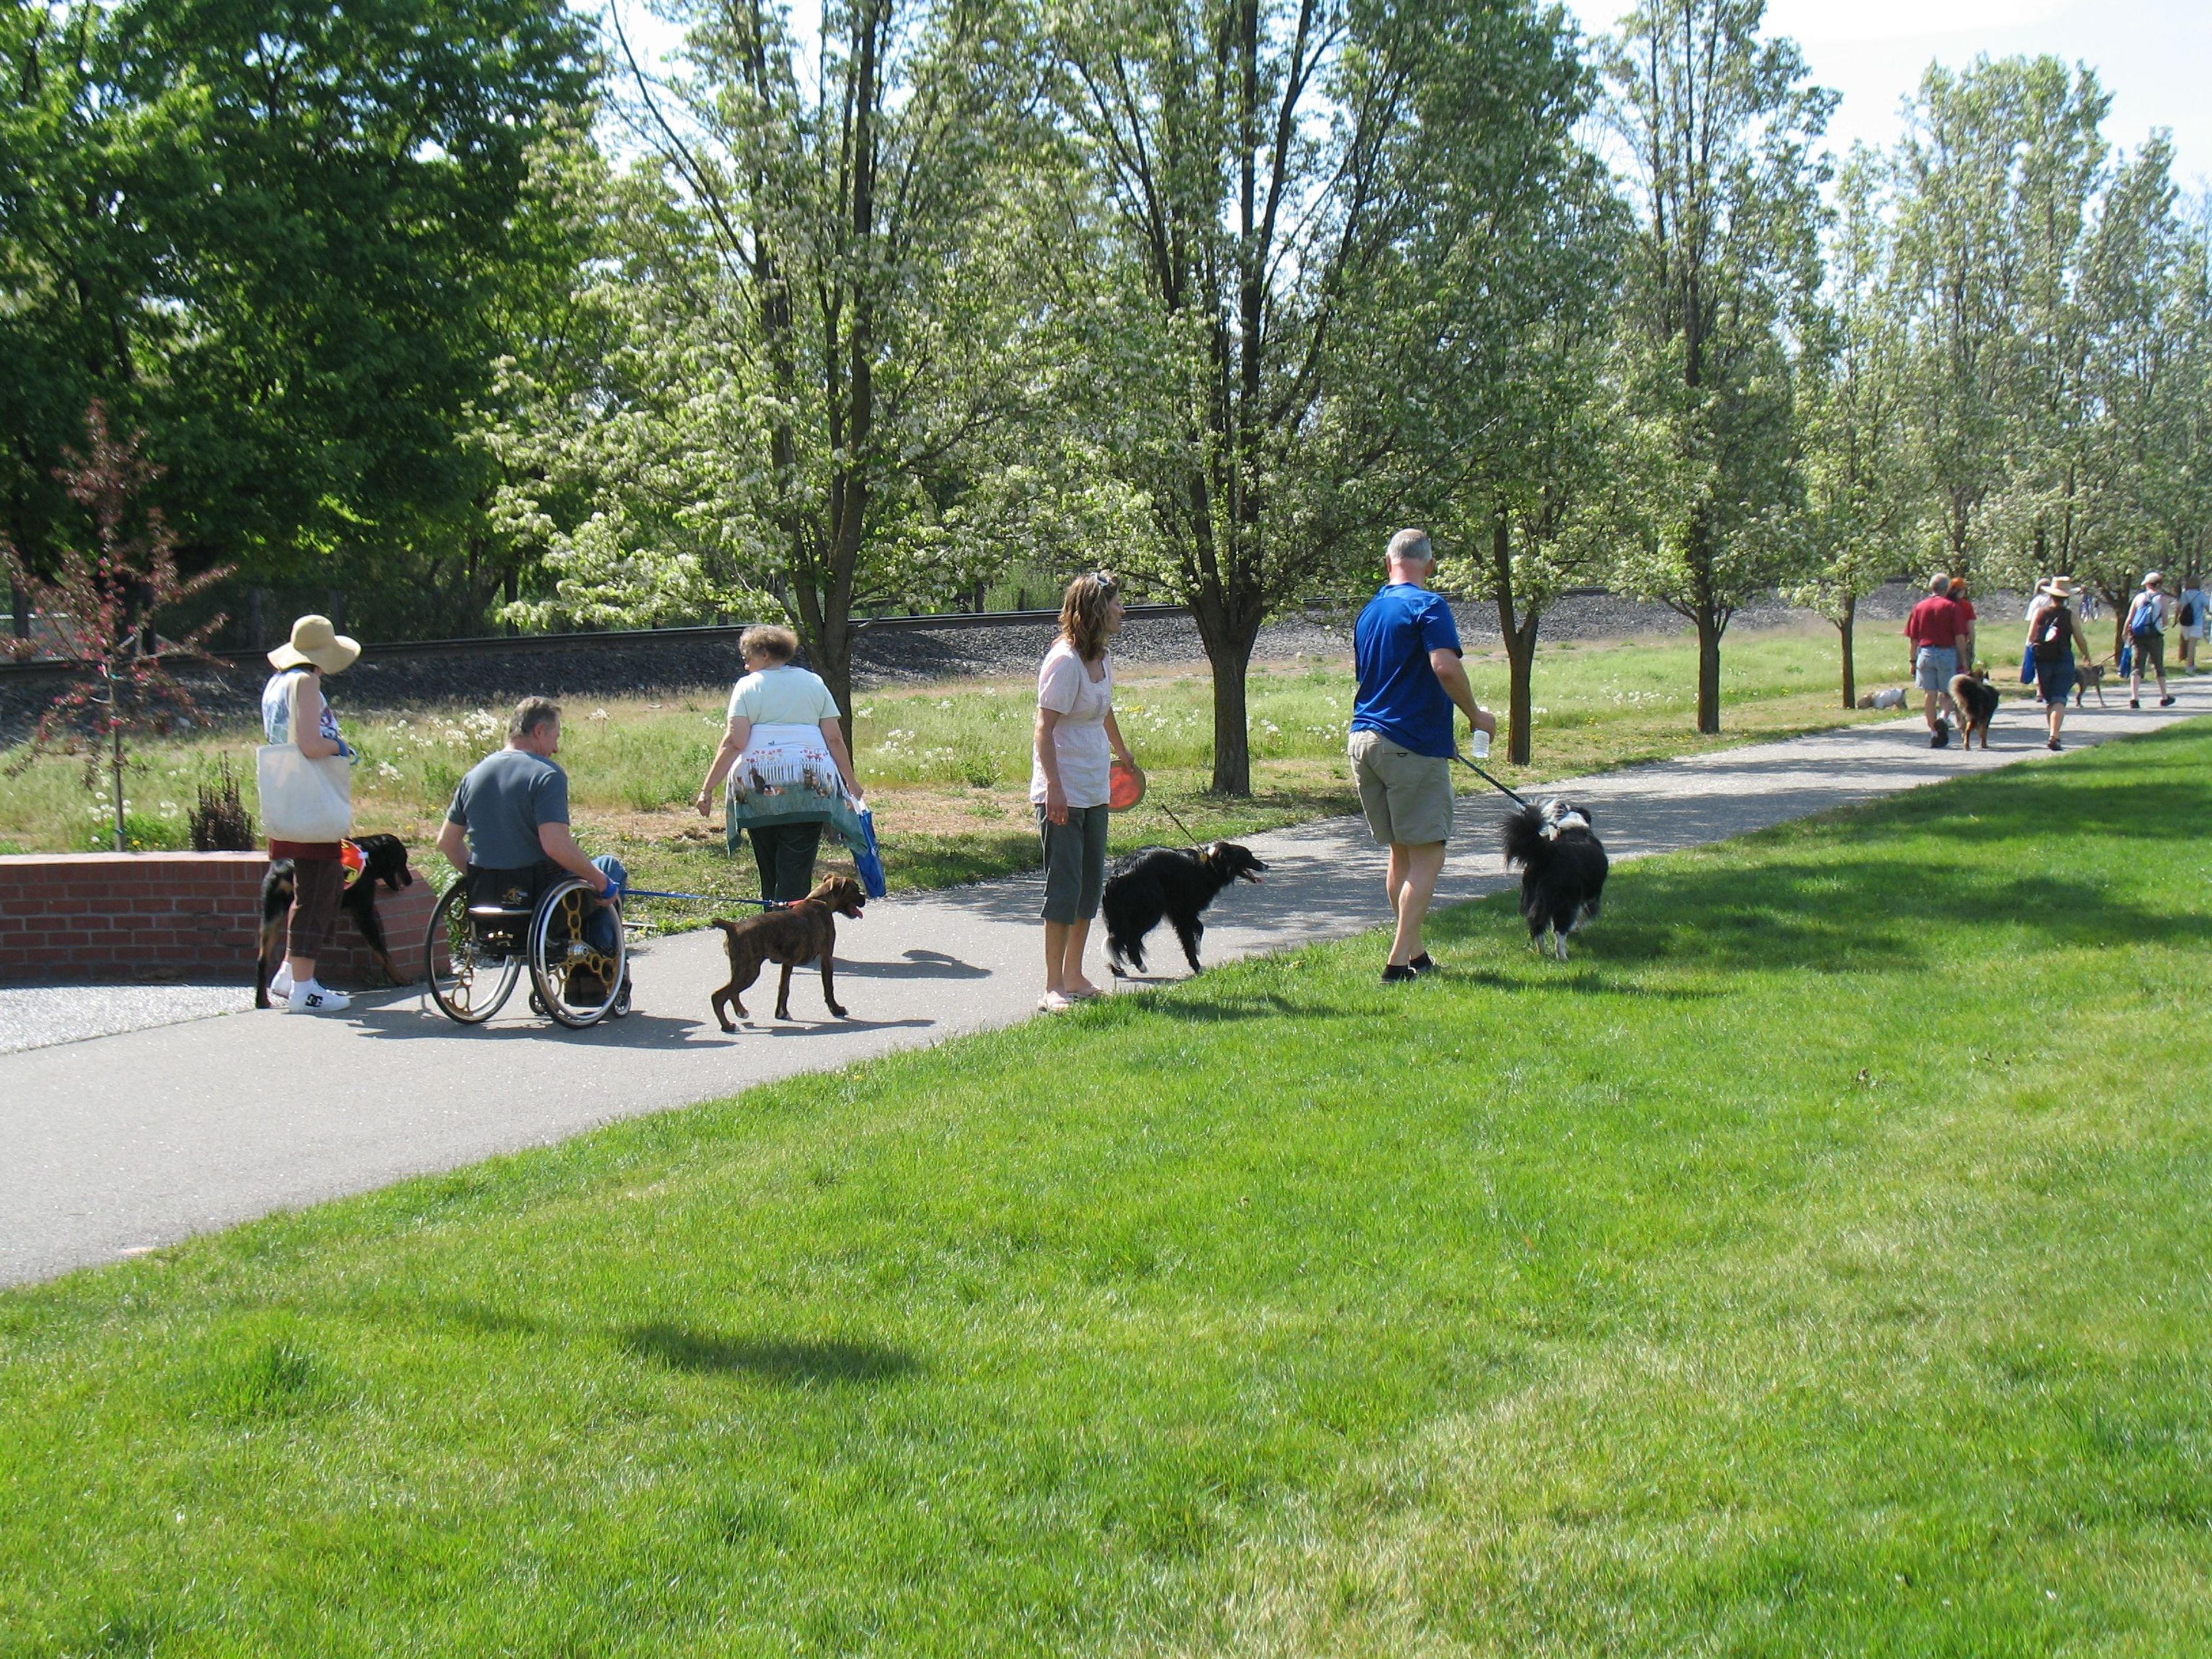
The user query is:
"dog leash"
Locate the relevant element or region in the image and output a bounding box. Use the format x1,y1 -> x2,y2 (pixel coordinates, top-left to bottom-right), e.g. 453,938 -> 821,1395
1452,749 -> 1531,808
1152,796 -> 1205,848
617,885 -> 784,910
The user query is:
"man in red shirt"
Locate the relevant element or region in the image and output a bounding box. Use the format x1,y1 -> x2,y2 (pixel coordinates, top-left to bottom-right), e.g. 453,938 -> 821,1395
1905,574 -> 1965,748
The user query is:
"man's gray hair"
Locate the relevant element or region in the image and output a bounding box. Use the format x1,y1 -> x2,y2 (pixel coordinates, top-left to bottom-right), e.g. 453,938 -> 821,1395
510,696 -> 561,740
1929,573 -> 1952,595
1388,528 -> 1434,565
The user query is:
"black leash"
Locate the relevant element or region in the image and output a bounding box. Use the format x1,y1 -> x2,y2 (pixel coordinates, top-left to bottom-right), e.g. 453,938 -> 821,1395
1153,796 -> 1205,847
1452,750 -> 1531,808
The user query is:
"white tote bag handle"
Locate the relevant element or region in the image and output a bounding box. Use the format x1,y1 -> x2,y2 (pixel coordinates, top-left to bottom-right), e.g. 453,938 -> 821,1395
255,673 -> 353,842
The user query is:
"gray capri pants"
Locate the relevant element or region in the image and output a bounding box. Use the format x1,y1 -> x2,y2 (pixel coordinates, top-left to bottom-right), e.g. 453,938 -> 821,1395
1036,802 -> 1110,923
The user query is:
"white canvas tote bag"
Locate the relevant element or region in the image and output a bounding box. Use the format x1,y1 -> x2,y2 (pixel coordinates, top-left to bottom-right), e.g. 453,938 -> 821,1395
256,675 -> 353,842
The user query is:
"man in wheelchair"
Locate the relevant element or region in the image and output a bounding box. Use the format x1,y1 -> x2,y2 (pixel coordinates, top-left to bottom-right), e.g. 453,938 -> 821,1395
435,696 -> 628,1005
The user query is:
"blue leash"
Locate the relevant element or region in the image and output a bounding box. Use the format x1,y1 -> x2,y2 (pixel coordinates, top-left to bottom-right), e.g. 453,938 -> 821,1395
1452,750 -> 1530,808
617,885 -> 784,910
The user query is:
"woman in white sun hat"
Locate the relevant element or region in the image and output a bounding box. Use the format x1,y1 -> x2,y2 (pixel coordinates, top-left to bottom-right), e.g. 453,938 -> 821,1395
260,615 -> 361,1013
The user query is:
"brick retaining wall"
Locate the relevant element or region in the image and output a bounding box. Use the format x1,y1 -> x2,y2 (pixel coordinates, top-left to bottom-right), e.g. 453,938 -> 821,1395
0,852 -> 438,987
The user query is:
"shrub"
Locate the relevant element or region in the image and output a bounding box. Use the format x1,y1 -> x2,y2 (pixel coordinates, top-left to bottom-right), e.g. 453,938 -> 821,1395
188,756 -> 256,851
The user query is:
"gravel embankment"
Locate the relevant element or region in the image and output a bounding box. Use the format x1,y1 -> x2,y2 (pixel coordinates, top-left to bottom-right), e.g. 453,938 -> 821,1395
0,581 -> 1986,741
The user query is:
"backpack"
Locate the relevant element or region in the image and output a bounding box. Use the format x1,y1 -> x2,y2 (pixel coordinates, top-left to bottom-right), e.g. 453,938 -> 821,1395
2182,596 -> 2199,628
2032,604 -> 2073,663
2130,593 -> 2164,637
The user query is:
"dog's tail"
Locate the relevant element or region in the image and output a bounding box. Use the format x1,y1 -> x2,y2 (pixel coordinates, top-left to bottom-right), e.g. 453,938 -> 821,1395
1501,803 -> 1546,870
709,917 -> 743,940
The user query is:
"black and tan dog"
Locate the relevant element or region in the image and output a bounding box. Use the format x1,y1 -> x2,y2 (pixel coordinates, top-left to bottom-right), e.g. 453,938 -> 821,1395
1948,665 -> 2001,749
256,833 -> 415,1006
709,874 -> 866,1028
1102,840 -> 1267,978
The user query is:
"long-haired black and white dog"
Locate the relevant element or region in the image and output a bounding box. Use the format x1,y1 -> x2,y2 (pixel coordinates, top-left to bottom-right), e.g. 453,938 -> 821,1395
1501,800 -> 1608,961
1103,841 -> 1267,978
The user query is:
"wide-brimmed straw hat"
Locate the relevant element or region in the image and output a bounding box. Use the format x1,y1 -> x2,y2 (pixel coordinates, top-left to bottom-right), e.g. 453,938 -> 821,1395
267,614 -> 361,673
2044,576 -> 2081,600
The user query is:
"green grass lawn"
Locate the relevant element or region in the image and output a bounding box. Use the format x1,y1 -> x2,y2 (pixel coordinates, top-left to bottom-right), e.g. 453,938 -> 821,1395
0,626 -> 1916,908
5,723 -> 2210,1654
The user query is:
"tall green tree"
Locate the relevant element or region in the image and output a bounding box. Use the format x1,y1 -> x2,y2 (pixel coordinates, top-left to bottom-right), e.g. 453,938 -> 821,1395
494,0 -> 1055,720
1791,147 -> 1920,708
2056,135 -> 2205,653
0,0 -> 593,637
1357,0 -> 1626,766
1047,0 -> 1465,794
1605,0 -> 1833,735
1890,56 -> 2108,590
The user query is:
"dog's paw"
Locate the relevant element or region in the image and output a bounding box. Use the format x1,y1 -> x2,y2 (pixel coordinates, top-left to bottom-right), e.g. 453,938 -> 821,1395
827,1003 -> 849,1020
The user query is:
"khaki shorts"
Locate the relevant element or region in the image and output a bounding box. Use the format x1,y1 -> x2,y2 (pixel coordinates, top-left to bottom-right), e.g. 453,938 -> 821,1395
1349,730 -> 1454,846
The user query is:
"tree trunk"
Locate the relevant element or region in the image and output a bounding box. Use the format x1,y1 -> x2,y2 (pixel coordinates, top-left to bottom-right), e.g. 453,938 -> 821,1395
1490,512 -> 1540,766
1504,620 -> 1537,767
1209,649 -> 1251,797
1695,605 -> 1723,734
9,577 -> 26,639
1838,593 -> 1857,709
110,688 -> 127,853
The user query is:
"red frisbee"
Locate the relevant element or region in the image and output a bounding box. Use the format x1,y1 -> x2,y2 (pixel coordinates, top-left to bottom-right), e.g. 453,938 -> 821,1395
1109,759 -> 1145,810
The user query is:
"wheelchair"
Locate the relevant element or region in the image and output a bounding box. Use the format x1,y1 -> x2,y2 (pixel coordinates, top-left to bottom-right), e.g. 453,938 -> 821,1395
423,869 -> 631,1029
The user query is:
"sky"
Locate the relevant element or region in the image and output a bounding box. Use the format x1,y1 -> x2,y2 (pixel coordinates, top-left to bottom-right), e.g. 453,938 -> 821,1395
1562,0 -> 2212,191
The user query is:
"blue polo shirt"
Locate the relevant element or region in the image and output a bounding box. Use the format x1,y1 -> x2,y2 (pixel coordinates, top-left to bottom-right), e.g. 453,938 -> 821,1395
1351,583 -> 1463,757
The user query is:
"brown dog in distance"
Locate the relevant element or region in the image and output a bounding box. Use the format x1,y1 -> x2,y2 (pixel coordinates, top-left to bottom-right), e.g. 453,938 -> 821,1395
709,874 -> 866,1028
1948,666 -> 2001,750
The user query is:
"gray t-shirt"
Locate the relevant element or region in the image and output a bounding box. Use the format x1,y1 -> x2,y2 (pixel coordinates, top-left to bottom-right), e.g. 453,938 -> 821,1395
446,748 -> 569,870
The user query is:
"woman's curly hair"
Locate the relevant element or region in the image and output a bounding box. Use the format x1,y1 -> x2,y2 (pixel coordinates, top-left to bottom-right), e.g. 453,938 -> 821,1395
1058,572 -> 1120,663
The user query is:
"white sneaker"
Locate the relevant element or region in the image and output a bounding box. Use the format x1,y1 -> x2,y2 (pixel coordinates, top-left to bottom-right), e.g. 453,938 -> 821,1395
269,963 -> 295,999
286,980 -> 351,1014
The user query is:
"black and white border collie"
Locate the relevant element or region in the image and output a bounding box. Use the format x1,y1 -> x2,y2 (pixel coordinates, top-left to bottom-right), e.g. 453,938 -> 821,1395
1501,800 -> 1608,961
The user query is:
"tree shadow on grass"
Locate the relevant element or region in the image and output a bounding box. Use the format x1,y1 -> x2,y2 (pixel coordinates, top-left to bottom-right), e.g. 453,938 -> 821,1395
1452,968 -> 1719,1001
1575,857 -> 2194,974
1900,778 -> 2212,844
1128,991 -> 1359,1024
619,1323 -> 921,1385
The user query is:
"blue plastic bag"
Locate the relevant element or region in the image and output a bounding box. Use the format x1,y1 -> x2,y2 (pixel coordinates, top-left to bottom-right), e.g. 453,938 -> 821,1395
2119,641 -> 2134,677
851,806 -> 887,900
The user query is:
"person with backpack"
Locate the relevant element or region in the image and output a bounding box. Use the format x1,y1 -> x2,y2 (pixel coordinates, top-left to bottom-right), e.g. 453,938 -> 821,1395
2127,572 -> 2176,709
2178,577 -> 2204,672
2029,577 -> 2095,751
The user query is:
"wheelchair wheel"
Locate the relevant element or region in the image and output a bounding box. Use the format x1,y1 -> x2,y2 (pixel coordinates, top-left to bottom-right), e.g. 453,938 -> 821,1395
527,877 -> 628,1029
425,880 -> 521,1025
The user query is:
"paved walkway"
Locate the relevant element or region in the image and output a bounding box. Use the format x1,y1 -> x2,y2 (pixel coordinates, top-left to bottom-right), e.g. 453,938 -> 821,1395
5,684 -> 2205,1286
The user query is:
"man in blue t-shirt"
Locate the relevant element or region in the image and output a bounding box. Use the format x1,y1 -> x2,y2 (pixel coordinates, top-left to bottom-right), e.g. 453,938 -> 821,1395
1349,528 -> 1495,984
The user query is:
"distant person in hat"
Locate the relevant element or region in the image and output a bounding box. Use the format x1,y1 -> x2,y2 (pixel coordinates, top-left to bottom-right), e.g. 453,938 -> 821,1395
2028,577 -> 2094,751
2126,571 -> 2176,708
262,615 -> 361,1013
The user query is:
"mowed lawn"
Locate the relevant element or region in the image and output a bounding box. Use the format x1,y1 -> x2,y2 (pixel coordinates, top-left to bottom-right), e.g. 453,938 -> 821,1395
5,726 -> 2210,1655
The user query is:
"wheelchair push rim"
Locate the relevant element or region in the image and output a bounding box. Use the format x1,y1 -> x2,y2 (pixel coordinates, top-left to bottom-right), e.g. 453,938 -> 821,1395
527,877 -> 628,1029
425,879 -> 521,1025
